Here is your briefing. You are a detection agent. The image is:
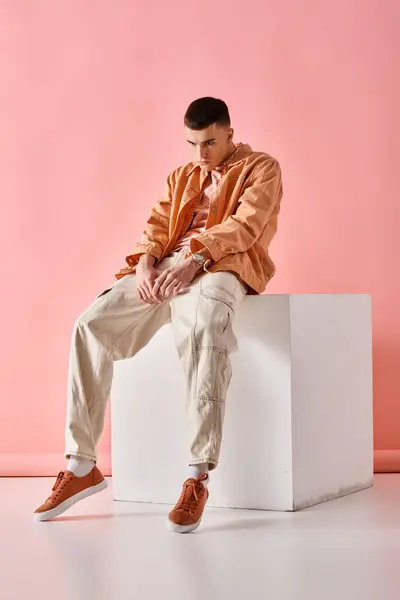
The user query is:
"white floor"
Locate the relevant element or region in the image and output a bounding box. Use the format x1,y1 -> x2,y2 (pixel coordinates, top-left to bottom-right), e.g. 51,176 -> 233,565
1,474 -> 400,600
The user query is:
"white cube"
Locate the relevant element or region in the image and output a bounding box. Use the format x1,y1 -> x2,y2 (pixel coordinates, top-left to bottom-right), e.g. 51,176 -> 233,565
111,294 -> 373,511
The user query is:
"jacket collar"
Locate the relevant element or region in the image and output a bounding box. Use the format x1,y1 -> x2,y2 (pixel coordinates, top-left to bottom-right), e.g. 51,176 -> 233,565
187,143 -> 253,176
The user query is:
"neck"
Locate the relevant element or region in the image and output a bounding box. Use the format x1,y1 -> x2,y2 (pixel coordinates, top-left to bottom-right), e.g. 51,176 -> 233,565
221,142 -> 237,164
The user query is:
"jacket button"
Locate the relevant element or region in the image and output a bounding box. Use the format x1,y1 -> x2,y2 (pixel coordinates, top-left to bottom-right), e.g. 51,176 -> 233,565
211,206 -> 216,213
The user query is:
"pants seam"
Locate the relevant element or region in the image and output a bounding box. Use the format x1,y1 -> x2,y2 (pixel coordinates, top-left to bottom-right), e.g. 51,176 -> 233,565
84,303 -> 159,419
65,450 -> 97,462
190,458 -> 218,471
196,395 -> 225,403
209,350 -> 222,459
72,323 -> 97,450
199,290 -> 235,313
192,280 -> 201,397
110,304 -> 160,355
195,344 -> 228,354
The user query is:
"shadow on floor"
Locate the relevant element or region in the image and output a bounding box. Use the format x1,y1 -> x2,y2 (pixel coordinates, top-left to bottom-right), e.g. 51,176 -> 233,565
200,517 -> 277,534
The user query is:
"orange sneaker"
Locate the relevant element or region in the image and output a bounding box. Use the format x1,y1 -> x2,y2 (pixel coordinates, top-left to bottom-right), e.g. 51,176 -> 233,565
168,473 -> 209,533
34,466 -> 108,521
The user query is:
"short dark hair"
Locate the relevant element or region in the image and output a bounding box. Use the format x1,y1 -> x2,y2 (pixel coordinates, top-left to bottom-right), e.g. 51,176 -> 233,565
184,97 -> 231,130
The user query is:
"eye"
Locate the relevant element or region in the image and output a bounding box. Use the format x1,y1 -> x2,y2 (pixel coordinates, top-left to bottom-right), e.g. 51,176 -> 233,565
206,141 -> 215,146
187,141 -> 195,146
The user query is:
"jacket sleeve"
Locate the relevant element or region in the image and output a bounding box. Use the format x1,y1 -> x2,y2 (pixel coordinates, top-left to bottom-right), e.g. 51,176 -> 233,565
124,174 -> 173,268
189,158 -> 282,262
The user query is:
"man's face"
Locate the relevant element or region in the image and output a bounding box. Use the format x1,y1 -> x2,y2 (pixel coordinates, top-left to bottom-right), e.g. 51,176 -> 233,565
185,123 -> 233,171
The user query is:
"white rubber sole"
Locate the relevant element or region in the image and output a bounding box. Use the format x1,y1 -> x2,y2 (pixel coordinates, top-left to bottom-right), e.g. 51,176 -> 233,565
167,516 -> 202,534
34,479 -> 108,522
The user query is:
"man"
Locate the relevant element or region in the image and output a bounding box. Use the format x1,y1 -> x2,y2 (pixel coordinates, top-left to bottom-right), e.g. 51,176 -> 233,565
34,97 -> 283,533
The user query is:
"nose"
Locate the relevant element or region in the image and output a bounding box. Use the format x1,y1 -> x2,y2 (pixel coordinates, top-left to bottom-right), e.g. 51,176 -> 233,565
196,147 -> 208,162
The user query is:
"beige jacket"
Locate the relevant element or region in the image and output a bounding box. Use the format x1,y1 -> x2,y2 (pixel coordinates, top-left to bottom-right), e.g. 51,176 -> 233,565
116,144 -> 283,294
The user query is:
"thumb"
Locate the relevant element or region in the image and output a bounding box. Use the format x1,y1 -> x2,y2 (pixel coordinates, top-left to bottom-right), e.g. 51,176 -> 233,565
177,287 -> 191,295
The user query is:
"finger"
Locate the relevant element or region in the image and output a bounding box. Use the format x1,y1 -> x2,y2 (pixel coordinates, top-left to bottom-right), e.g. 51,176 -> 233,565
139,292 -> 152,304
169,284 -> 190,297
152,270 -> 170,297
143,282 -> 157,304
176,286 -> 191,296
138,287 -> 152,304
151,284 -> 163,303
139,282 -> 155,304
160,274 -> 176,297
148,275 -> 159,295
164,280 -> 179,298
145,280 -> 162,303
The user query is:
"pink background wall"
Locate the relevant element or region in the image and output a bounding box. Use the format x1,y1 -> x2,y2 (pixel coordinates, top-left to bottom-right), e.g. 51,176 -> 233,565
1,0 -> 399,476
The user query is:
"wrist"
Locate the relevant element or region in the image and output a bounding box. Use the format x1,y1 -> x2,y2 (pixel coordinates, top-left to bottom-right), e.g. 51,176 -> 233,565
139,254 -> 156,268
190,252 -> 208,271
190,257 -> 203,272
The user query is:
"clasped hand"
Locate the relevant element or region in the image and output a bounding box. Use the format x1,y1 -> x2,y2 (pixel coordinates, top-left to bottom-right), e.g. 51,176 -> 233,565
136,256 -> 201,304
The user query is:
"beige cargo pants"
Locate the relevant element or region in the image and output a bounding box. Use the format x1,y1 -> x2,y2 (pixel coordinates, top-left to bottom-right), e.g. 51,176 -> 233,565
65,250 -> 247,470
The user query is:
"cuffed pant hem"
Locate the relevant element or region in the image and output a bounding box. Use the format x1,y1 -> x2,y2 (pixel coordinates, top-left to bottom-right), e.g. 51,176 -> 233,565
189,458 -> 218,471
64,450 -> 97,463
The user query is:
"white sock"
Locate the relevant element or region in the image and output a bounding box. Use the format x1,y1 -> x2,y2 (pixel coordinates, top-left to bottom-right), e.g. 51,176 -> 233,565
188,463 -> 209,486
67,456 -> 95,477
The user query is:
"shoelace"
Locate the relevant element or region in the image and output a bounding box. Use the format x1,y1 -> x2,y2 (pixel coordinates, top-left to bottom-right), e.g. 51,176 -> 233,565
176,479 -> 205,517
48,471 -> 72,504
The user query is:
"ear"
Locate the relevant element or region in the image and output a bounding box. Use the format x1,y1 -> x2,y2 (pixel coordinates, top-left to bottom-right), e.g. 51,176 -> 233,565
227,127 -> 234,142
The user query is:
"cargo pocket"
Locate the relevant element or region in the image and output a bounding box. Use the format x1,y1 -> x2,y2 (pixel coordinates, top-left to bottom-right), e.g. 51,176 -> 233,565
200,271 -> 243,314
95,287 -> 113,300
